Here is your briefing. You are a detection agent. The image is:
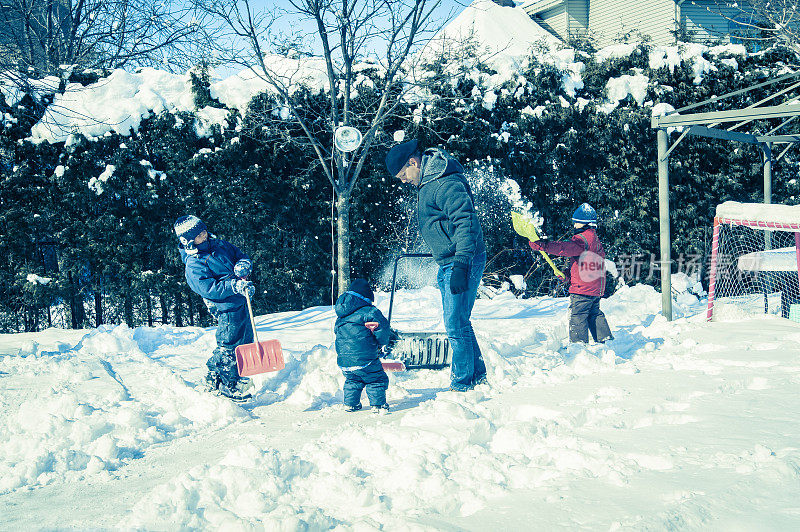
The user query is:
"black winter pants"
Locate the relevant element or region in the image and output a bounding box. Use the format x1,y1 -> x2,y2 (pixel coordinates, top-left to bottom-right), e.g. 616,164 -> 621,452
569,294 -> 613,343
342,359 -> 389,408
207,305 -> 253,386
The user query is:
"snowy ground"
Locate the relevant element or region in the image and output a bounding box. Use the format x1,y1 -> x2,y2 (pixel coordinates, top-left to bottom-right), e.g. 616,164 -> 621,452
1,284 -> 799,530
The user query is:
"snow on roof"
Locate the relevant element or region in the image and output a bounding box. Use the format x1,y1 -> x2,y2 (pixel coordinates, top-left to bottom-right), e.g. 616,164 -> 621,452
415,0 -> 583,96
716,201 -> 800,227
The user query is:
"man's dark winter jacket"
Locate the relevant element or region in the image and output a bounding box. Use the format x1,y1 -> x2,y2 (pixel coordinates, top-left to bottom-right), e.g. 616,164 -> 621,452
418,148 -> 485,266
179,237 -> 249,312
530,228 -> 606,297
334,292 -> 395,368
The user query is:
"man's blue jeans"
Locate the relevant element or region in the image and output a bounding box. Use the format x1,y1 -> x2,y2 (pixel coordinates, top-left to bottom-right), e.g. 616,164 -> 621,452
437,253 -> 487,391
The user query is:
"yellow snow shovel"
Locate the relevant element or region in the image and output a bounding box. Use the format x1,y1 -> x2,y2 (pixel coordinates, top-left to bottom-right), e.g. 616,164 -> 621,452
511,212 -> 566,281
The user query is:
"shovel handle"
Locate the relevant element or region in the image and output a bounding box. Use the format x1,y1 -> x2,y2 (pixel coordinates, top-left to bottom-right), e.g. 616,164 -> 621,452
388,253 -> 434,326
537,249 -> 566,280
243,290 -> 261,350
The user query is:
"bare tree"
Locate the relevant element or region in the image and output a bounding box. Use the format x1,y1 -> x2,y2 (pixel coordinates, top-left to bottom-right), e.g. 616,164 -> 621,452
693,0 -> 800,53
0,0 -> 210,78
198,0 -> 455,296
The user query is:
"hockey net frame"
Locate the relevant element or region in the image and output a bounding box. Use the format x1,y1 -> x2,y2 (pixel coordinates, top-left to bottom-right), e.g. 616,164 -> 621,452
707,202 -> 800,321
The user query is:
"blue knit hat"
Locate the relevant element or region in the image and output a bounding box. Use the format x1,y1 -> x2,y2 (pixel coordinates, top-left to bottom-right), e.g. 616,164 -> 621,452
385,139 -> 419,176
572,203 -> 597,225
348,278 -> 374,302
174,215 -> 207,248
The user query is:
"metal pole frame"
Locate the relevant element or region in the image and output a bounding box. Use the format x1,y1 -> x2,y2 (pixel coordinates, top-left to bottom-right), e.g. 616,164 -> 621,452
657,128 -> 672,320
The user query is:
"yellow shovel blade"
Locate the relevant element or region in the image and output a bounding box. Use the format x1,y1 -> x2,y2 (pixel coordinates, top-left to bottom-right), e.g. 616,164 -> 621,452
511,211 -> 541,242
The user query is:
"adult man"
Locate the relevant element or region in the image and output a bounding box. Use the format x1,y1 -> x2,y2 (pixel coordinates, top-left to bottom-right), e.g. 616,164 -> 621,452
386,139 -> 488,391
174,215 -> 255,401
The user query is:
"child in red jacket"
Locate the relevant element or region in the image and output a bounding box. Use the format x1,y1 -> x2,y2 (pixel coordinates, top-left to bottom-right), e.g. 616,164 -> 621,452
529,204 -> 614,344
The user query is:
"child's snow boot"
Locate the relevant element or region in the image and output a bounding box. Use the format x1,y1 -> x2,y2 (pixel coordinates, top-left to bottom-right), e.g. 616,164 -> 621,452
205,371 -> 220,391
371,404 -> 389,414
344,403 -> 362,412
218,379 -> 252,402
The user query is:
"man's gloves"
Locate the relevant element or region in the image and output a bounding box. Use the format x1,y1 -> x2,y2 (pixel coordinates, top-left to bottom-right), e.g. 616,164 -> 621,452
450,262 -> 469,294
234,259 -> 252,278
529,240 -> 544,251
232,278 -> 255,297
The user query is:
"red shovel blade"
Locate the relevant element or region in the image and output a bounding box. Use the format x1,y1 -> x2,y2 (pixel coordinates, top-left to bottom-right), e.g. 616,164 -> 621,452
381,360 -> 406,372
236,339 -> 285,376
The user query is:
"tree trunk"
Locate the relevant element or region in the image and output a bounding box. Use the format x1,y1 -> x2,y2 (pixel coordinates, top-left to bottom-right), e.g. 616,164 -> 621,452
160,295 -> 169,324
124,292 -> 134,327
174,292 -> 183,327
69,272 -> 86,329
94,291 -> 103,327
187,294 -> 195,326
146,291 -> 153,327
336,189 -> 351,296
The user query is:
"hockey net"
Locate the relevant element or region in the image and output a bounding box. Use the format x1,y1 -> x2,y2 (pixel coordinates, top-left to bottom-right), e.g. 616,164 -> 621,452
707,202 -> 800,321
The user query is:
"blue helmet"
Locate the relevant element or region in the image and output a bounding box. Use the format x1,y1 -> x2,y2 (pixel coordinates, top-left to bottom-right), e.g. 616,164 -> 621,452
572,203 -> 597,225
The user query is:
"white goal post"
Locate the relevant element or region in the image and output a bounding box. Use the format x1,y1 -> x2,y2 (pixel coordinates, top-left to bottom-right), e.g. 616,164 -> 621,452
707,201 -> 800,321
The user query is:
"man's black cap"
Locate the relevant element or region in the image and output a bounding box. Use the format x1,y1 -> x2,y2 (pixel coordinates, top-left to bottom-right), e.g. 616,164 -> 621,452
385,139 -> 419,176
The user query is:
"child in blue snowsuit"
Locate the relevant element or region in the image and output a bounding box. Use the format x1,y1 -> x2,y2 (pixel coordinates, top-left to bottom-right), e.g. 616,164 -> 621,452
334,279 -> 398,412
174,215 -> 255,400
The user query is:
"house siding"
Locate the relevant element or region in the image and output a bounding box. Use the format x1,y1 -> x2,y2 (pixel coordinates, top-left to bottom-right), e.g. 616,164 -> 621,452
567,0 -> 589,38
538,4 -> 568,40
682,1 -> 741,43
586,0 -> 677,47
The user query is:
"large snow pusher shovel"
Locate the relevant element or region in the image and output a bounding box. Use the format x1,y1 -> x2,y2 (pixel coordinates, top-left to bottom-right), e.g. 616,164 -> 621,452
235,291 -> 286,377
385,253 -> 451,370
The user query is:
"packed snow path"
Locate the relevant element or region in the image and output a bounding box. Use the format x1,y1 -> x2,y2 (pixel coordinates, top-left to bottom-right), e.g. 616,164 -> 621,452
1,285 -> 799,530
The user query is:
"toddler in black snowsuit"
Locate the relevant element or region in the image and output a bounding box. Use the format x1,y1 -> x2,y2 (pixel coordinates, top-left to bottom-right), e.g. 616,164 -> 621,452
334,279 -> 398,412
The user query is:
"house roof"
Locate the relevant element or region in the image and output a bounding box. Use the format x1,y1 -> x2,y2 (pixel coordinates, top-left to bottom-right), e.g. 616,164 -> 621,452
521,0 -> 564,15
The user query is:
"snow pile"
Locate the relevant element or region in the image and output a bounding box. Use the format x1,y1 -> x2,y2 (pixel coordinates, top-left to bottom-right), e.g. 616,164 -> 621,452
209,54 -> 330,116
717,200 -> 800,226
16,1 -> 757,144
0,74 -> 60,106
600,70 -> 650,113
0,324 -> 246,494
738,247 -> 799,272
648,43 -> 747,84
26,274 -> 52,285
3,285 -> 800,529
28,68 -> 197,144
88,164 -> 115,195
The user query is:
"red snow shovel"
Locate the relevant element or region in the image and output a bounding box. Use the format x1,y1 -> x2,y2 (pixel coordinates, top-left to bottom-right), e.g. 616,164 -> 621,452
365,322 -> 406,372
236,291 -> 285,377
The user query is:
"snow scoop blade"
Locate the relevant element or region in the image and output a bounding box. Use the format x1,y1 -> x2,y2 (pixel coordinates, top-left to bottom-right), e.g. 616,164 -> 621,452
236,339 -> 285,376
389,332 -> 450,369
381,360 -> 406,372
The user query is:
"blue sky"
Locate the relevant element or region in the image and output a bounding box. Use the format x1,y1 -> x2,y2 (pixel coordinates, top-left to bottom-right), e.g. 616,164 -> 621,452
248,0 -> 471,49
